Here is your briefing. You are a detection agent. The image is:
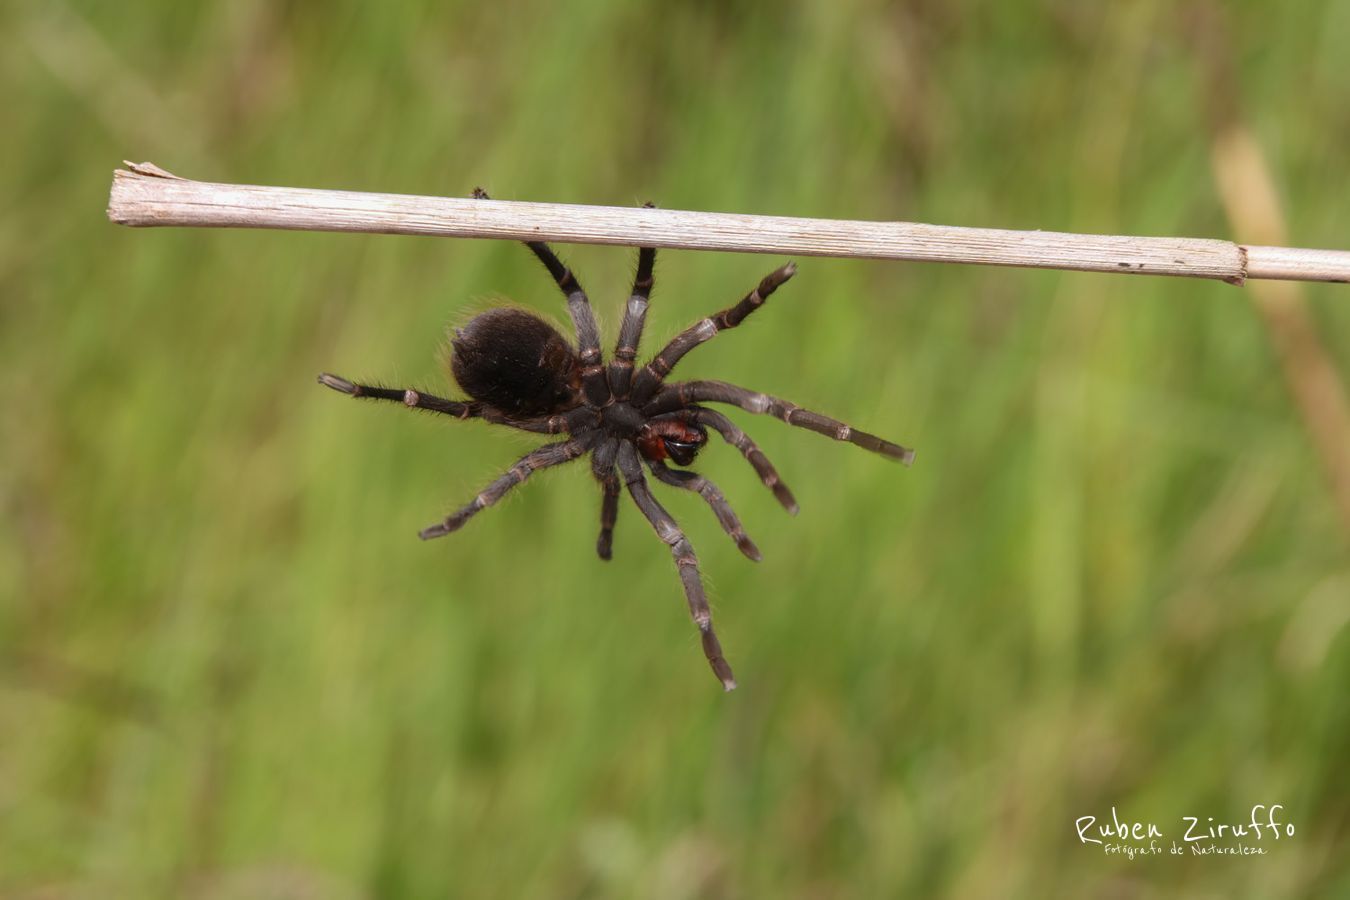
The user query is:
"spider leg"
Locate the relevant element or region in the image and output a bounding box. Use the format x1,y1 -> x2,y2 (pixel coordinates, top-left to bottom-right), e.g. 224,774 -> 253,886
472,188 -> 610,407
317,373 -> 576,434
647,459 -> 761,562
617,443 -> 737,691
629,262 -> 796,404
419,437 -> 592,540
645,381 -> 915,464
591,438 -> 620,560
598,476 -> 620,561
608,210 -> 657,400
652,407 -> 799,514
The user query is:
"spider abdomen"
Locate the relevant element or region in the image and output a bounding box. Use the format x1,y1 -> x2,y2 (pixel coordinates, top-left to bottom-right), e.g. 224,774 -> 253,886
450,308 -> 579,416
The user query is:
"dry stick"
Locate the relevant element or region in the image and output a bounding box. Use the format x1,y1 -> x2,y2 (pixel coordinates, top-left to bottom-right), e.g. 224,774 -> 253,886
107,162 -> 1350,285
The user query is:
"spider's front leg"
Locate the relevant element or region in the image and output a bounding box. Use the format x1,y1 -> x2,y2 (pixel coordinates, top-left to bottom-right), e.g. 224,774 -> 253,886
617,443 -> 737,691
653,407 -> 799,515
646,381 -> 915,464
647,460 -> 760,562
629,262 -> 797,405
608,214 -> 657,401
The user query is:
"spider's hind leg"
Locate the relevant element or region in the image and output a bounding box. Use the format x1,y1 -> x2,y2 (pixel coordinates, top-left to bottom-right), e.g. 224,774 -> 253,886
419,437 -> 590,540
318,373 -> 473,417
470,187 -> 609,407
317,373 -> 575,435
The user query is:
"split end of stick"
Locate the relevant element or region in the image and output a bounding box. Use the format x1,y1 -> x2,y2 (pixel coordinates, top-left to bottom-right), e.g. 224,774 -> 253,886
122,161 -> 183,179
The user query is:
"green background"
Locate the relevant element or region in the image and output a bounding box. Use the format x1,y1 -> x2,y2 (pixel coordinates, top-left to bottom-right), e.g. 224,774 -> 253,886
3,1 -> 1348,897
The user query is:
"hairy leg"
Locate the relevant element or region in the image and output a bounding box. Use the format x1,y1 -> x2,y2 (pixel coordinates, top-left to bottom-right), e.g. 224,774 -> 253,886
419,437 -> 592,540
317,373 -> 582,434
472,188 -> 610,406
647,459 -> 760,561
608,211 -> 657,400
617,443 -> 737,691
629,262 -> 796,404
651,407 -> 799,514
645,381 -> 915,464
591,438 -> 620,560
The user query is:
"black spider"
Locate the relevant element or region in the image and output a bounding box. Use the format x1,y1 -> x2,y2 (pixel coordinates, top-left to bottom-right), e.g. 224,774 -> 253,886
318,193 -> 914,691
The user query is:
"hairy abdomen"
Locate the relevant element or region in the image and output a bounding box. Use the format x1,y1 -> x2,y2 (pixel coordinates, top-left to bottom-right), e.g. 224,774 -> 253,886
450,308 -> 579,416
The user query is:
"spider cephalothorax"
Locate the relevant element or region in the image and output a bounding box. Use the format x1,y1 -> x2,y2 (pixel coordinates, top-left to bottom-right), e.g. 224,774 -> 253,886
319,192 -> 914,691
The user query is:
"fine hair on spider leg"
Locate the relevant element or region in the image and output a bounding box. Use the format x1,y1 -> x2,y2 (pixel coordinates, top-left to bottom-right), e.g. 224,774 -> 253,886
617,442 -> 737,691
317,200 -> 913,691
647,459 -> 761,562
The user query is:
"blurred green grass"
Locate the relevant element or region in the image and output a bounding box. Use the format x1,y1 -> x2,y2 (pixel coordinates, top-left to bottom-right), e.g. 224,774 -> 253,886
2,0 -> 1349,897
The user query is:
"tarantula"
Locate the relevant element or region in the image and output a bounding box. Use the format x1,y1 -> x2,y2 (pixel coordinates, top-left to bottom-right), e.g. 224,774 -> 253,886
318,193 -> 914,691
